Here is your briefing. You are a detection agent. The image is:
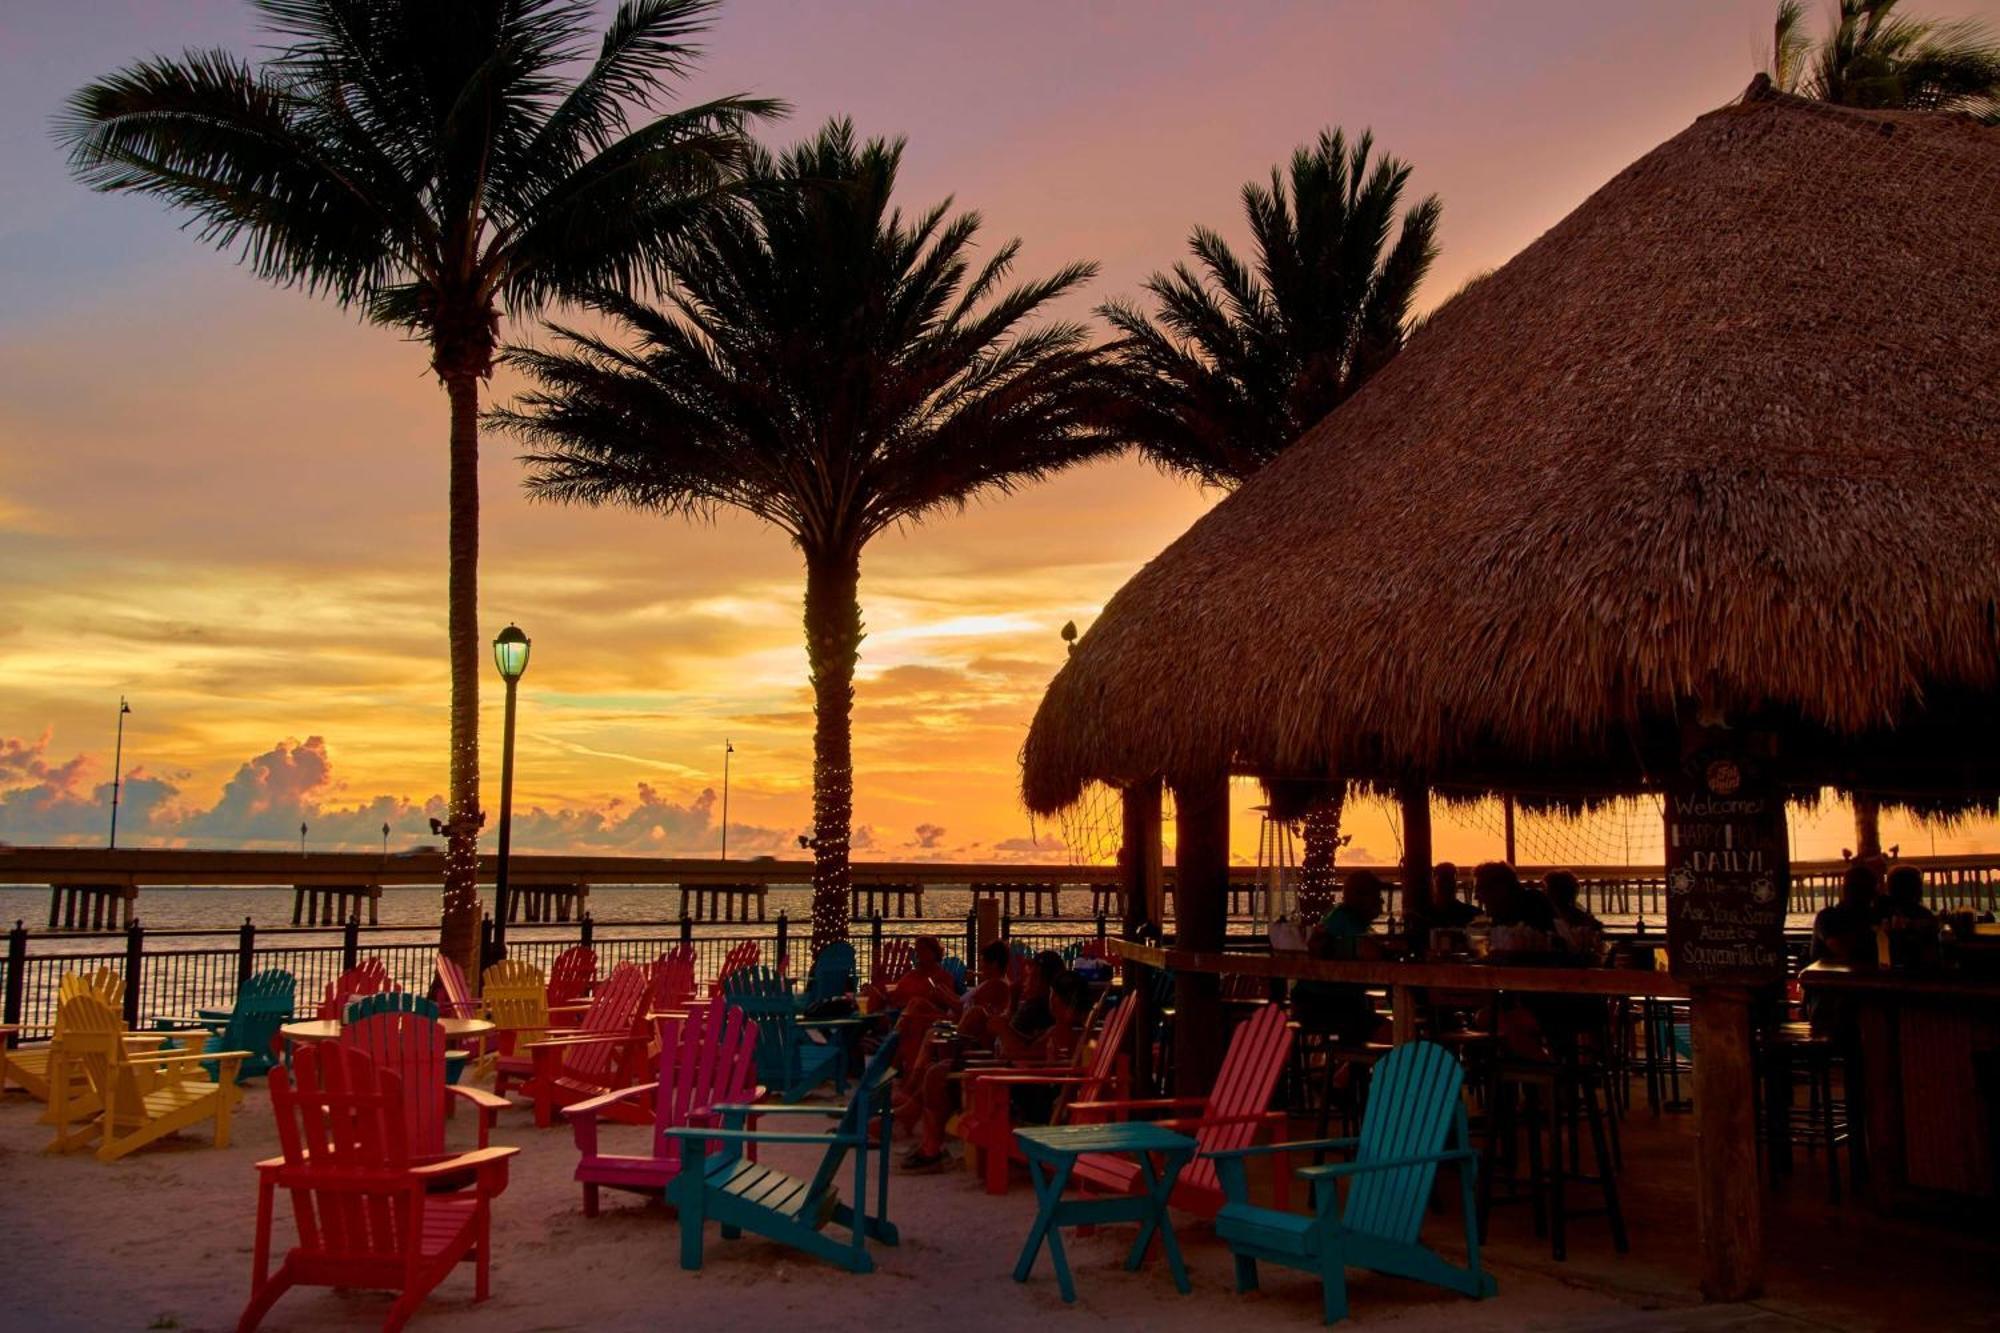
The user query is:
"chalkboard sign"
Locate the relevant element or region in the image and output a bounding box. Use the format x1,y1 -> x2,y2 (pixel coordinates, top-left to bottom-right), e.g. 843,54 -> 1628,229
1664,747 -> 1790,982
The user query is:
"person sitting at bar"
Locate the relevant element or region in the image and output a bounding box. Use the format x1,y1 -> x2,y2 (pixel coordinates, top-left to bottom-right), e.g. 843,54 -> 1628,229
1476,861 -> 1564,958
1880,864 -> 1940,968
1432,861 -> 1479,928
1546,869 -> 1606,963
1291,870 -> 1387,1045
1813,861 -> 1880,965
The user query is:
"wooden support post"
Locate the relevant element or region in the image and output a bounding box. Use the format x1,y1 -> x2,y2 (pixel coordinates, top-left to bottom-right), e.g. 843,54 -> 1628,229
1691,985 -> 1762,1301
1399,780 -> 1432,925
1391,983 -> 1417,1045
291,885 -> 305,926
976,898 -> 1000,952
1120,777 -> 1162,938
1170,769 -> 1229,1095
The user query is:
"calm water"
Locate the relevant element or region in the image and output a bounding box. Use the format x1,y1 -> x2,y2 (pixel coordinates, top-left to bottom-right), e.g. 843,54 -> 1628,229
0,882 -> 1748,942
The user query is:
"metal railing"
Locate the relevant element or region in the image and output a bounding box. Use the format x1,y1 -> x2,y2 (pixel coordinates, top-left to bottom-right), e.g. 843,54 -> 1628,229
0,906 -> 1120,1041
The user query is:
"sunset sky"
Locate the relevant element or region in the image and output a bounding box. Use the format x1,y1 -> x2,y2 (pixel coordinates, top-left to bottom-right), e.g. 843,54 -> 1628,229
4,0 -> 1997,867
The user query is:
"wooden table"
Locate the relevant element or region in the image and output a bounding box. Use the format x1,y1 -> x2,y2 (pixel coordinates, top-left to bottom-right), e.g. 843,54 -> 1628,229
279,1018 -> 494,1044
1012,1122 -> 1195,1303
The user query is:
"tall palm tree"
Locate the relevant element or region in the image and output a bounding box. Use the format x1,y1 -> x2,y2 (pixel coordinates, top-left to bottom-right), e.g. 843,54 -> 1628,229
1101,128 -> 1439,918
498,120 -> 1124,949
59,0 -> 781,971
1771,0 -> 2000,118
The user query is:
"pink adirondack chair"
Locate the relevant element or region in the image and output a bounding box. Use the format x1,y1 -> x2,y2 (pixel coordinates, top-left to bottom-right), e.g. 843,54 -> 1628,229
546,946 -> 598,1010
432,952 -> 479,1019
338,995 -> 509,1160
509,963 -> 650,1128
871,939 -> 915,989
709,940 -> 760,997
962,990 -> 1138,1195
1066,1001 -> 1295,1217
649,945 -> 697,1013
563,995 -> 763,1215
239,1042 -> 517,1333
313,958 -> 395,1022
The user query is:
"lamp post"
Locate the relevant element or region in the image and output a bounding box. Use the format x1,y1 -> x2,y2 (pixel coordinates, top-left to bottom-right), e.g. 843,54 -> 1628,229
108,696 -> 130,849
721,739 -> 734,861
491,624 -> 531,956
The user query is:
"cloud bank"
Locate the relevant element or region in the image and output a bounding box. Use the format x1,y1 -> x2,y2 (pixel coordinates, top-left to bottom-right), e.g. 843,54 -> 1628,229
0,733 -> 1062,861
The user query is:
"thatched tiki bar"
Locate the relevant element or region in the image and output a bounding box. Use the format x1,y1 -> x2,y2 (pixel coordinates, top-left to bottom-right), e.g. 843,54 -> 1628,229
1023,81 -> 2000,1301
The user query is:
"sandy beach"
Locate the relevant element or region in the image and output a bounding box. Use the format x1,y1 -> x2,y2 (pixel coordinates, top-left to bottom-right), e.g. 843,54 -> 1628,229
0,1069 -> 1663,1333
12,1058 -> 1993,1333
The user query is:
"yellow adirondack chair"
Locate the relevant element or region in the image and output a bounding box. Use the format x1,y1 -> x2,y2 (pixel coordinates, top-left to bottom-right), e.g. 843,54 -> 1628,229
480,959 -> 549,1080
4,968 -> 137,1108
47,992 -> 249,1161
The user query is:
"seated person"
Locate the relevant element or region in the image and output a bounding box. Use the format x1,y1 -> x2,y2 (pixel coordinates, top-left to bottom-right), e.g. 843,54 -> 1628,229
1291,870 -> 1387,1045
1880,864 -> 1940,968
1546,870 -> 1606,963
1812,862 -> 1879,964
1432,861 -> 1479,928
960,939 -> 1014,1022
1476,861 -> 1564,959
1475,862 -> 1580,1057
900,966 -> 1086,1172
864,935 -> 963,1073
989,951 -> 1068,1062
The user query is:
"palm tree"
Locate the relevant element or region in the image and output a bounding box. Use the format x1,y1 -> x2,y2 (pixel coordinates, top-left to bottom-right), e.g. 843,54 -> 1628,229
1771,0 -> 2000,118
1101,128 -> 1439,918
498,120 -> 1124,949
59,0 -> 782,971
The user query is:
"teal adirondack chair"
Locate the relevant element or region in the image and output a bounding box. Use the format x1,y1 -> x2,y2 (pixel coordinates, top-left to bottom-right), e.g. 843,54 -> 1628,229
663,1031 -> 899,1274
170,969 -> 295,1081
939,956 -> 967,990
724,966 -> 845,1103
803,942 -> 857,1008
1209,1040 -> 1496,1324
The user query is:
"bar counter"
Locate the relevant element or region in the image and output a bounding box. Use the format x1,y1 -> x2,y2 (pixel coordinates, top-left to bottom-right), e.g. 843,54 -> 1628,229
1799,962 -> 2000,1206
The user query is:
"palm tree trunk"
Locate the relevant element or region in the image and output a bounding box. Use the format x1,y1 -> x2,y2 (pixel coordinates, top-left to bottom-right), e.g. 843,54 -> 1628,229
438,370 -> 483,977
804,544 -> 862,951
1853,793 -> 1882,859
1295,786 -> 1345,922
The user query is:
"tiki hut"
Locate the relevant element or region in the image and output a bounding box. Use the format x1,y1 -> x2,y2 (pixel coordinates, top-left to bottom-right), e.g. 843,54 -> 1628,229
1025,82 -> 2000,1299
1027,79 -> 2000,821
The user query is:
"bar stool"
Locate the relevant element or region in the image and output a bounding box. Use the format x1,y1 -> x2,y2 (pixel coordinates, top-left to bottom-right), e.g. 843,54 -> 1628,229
1479,1045 -> 1628,1261
1757,1021 -> 1852,1203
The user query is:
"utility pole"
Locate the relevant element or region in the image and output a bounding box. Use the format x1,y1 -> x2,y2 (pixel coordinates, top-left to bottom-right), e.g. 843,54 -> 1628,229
721,739 -> 734,860
108,696 -> 130,849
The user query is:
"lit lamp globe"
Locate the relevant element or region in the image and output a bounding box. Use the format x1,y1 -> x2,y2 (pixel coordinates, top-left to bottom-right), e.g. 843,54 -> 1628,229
493,624 -> 531,682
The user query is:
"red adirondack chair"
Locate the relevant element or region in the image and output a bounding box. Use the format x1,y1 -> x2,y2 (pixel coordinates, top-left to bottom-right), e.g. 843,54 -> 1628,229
239,1042 -> 517,1333
871,939 -> 915,989
709,940 -> 760,997
340,994 -> 508,1159
313,958 -> 396,1022
1066,1001 -> 1295,1217
649,945 -> 697,1012
431,952 -> 479,1019
546,946 -> 598,1010
564,995 -> 763,1215
961,990 -> 1138,1195
508,963 -> 650,1128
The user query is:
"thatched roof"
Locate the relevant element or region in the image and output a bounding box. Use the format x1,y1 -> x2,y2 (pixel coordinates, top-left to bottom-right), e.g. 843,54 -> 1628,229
1024,81 -> 2000,815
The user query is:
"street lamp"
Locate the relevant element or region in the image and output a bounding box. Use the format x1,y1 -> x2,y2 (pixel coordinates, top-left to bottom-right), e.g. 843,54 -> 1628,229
721,739 -> 734,860
492,624 -> 531,955
108,696 -> 131,849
